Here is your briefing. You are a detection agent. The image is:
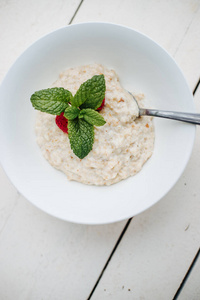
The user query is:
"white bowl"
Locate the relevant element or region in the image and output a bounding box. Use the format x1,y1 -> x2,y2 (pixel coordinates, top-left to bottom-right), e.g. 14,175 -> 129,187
0,23 -> 195,224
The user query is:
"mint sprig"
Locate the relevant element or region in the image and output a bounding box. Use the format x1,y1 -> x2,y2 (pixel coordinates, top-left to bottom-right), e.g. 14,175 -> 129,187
30,75 -> 106,159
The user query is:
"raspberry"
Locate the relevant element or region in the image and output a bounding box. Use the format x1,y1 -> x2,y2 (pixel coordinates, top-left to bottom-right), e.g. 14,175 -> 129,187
97,98 -> 105,111
55,112 -> 68,133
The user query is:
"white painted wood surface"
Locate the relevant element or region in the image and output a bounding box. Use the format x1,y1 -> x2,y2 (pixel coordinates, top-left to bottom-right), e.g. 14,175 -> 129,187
0,0 -> 80,81
0,0 -> 199,299
175,5 -> 200,90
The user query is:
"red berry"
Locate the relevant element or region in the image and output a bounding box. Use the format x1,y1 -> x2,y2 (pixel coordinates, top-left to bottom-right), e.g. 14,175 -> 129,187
97,98 -> 105,111
55,112 -> 68,133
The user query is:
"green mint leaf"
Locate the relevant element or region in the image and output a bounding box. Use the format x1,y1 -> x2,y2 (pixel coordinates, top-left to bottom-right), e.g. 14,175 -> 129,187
80,75 -> 106,110
30,87 -> 72,115
64,106 -> 80,120
68,118 -> 94,159
71,80 -> 89,108
71,75 -> 105,109
79,109 -> 106,126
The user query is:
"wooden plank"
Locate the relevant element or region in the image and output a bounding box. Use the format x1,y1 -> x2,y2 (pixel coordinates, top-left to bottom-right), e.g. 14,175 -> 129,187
0,0 -> 81,81
178,250 -> 200,300
174,6 -> 200,91
73,0 -> 200,90
89,88 -> 200,300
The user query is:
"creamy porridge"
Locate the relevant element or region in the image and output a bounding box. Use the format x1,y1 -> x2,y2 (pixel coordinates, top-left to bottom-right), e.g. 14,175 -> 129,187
35,64 -> 154,185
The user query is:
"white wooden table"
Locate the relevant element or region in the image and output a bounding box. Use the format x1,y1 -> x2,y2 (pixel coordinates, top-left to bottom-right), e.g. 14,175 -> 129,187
0,1 -> 200,299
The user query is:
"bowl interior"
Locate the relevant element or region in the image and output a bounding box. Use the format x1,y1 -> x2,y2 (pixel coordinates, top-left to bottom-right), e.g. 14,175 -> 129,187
0,23 -> 195,224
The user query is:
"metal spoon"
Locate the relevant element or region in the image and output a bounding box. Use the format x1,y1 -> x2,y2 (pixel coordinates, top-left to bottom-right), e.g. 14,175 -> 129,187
129,92 -> 200,125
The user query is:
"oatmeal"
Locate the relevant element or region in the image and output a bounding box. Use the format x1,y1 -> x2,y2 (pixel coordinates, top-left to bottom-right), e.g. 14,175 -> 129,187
35,64 -> 154,185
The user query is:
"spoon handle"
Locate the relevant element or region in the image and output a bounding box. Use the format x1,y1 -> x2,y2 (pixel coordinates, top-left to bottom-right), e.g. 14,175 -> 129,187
140,108 -> 200,125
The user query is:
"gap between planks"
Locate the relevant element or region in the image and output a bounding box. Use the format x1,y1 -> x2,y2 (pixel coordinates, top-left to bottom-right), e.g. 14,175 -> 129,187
69,0 -> 84,25
193,78 -> 200,96
173,248 -> 200,300
87,218 -> 132,300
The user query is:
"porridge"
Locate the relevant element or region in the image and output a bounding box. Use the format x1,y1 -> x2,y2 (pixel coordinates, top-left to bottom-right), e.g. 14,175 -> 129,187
35,64 -> 154,185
